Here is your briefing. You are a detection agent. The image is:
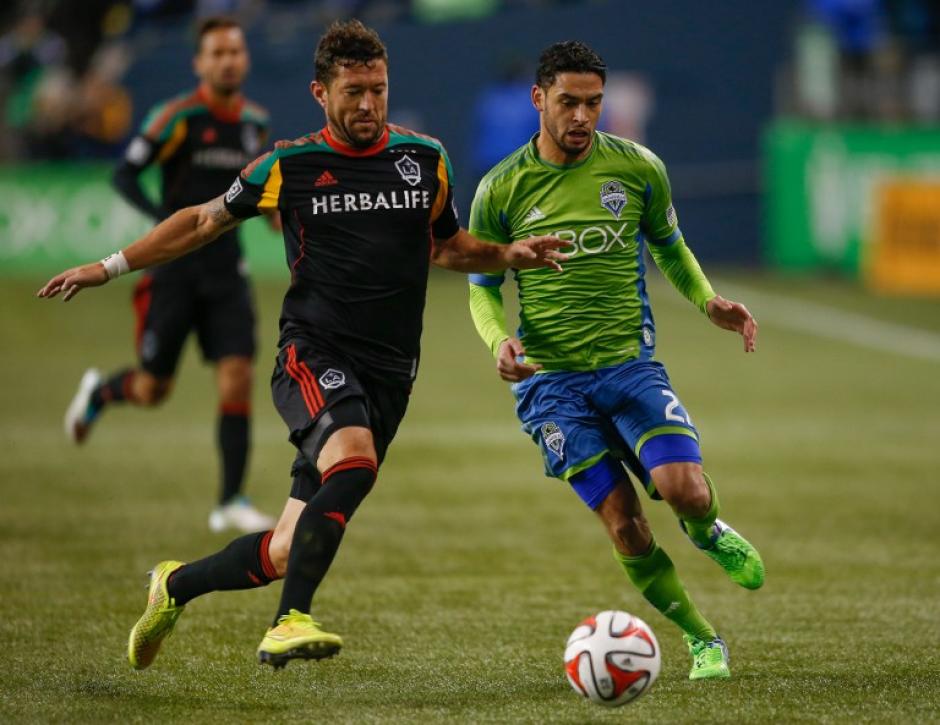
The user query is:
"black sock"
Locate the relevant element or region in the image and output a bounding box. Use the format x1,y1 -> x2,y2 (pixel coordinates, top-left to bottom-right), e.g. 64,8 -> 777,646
275,457 -> 377,622
90,368 -> 135,411
168,530 -> 278,606
218,405 -> 250,504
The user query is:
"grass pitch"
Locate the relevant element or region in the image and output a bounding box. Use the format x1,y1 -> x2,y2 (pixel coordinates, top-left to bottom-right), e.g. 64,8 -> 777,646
1,271 -> 939,723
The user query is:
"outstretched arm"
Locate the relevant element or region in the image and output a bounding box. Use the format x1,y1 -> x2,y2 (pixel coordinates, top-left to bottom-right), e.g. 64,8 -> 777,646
432,228 -> 566,273
37,194 -> 240,301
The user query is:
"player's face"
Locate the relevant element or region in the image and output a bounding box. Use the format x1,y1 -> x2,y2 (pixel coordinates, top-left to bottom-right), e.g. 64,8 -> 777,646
533,72 -> 604,159
195,28 -> 249,95
312,60 -> 388,148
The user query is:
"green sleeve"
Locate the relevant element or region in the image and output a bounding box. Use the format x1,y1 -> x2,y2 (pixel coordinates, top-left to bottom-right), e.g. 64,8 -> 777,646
469,282 -> 510,357
468,176 -> 511,244
640,148 -> 681,244
647,237 -> 716,314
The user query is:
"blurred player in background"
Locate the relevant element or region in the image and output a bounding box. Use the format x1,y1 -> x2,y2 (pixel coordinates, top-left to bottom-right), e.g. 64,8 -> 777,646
39,20 -> 565,671
63,16 -> 275,534
469,41 -> 764,681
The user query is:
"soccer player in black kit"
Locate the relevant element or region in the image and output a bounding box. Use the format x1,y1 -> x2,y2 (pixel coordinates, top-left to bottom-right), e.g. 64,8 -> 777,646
39,20 -> 566,669
62,17 -> 275,534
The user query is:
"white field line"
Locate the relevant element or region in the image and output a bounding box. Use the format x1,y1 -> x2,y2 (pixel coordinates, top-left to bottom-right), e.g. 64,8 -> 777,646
707,281 -> 940,363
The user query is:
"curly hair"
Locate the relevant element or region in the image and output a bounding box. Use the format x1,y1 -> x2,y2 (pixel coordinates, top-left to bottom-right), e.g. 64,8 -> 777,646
535,41 -> 606,88
315,19 -> 388,85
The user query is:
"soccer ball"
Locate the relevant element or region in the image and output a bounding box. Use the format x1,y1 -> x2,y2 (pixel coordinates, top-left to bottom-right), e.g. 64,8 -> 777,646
564,610 -> 660,707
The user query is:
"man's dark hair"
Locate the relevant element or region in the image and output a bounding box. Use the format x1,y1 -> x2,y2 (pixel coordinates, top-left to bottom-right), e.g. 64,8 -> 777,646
315,19 -> 388,85
195,16 -> 242,52
535,41 -> 607,88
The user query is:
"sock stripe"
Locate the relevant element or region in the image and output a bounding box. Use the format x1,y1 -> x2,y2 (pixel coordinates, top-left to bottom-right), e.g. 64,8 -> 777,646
323,511 -> 347,528
321,456 -> 378,484
258,530 -> 278,581
220,401 -> 251,416
121,372 -> 135,401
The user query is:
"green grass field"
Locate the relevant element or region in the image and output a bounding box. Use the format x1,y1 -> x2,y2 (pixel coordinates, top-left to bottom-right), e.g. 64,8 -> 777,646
2,270 -> 939,723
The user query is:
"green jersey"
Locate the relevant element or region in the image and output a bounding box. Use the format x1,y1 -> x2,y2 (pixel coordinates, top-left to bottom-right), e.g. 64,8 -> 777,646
468,131 -> 714,372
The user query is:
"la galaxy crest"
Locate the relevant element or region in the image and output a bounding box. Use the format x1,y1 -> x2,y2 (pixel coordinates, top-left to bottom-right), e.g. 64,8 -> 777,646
394,155 -> 421,187
541,422 -> 565,460
600,180 -> 627,219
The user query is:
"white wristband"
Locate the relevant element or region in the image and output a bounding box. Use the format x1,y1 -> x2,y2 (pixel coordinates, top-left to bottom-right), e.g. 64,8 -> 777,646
101,251 -> 130,280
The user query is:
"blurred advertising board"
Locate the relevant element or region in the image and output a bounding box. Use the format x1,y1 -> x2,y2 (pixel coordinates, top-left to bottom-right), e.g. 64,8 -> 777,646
869,179 -> 940,295
763,122 -> 940,279
0,164 -> 283,275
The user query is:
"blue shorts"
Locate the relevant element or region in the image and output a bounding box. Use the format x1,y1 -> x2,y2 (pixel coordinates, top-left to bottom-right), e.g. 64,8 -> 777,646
512,359 -> 702,509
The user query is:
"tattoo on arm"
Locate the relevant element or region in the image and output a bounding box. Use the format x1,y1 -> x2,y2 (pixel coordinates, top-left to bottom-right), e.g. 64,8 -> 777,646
207,195 -> 237,227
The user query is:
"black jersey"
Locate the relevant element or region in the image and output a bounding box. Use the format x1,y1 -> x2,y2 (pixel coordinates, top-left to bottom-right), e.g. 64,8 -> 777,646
223,124 -> 461,384
116,85 -> 269,276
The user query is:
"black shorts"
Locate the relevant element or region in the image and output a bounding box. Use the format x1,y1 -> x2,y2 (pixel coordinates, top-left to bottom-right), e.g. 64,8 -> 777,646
271,337 -> 410,501
133,269 -> 256,377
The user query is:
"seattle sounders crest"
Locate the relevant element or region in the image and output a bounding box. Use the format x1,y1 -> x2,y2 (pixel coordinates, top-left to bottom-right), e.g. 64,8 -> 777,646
600,180 -> 627,219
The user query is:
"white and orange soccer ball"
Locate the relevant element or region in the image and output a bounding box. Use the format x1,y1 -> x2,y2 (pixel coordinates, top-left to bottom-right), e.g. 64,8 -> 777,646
564,610 -> 660,707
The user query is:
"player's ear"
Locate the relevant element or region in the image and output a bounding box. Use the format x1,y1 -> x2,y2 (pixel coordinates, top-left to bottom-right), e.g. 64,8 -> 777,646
531,84 -> 544,112
311,80 -> 328,110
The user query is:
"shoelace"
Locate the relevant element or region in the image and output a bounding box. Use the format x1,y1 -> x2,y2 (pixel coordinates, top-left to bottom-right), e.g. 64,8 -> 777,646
277,609 -> 321,628
693,641 -> 724,667
716,533 -> 750,564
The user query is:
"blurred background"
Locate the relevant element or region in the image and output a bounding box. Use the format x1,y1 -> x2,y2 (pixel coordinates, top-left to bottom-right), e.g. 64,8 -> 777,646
3,0 -> 940,284
2,2 -> 940,721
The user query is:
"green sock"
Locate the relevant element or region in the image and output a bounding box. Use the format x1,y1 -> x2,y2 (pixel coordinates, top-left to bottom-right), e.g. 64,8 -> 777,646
680,472 -> 720,548
614,542 -> 716,642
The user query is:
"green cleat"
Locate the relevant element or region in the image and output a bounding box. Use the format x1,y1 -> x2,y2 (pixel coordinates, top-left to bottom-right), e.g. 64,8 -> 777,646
683,519 -> 765,590
128,560 -> 186,670
685,635 -> 731,680
257,609 -> 343,670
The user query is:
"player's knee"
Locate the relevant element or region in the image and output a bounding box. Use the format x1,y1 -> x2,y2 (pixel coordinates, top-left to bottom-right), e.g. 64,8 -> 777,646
217,357 -> 252,403
267,530 -> 291,578
610,514 -> 652,556
658,467 -> 710,517
134,376 -> 172,406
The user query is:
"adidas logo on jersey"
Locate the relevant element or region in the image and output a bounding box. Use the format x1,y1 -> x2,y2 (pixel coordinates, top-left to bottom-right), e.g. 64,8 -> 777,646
315,170 -> 339,187
523,206 -> 546,224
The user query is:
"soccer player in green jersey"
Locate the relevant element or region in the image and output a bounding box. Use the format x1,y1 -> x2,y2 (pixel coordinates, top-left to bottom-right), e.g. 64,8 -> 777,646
468,41 -> 764,680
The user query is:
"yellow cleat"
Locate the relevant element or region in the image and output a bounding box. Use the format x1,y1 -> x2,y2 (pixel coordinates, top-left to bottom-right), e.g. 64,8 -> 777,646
257,609 -> 343,669
128,560 -> 185,670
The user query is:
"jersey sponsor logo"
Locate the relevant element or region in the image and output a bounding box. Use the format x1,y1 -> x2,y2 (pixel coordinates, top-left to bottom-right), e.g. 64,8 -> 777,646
541,422 -> 565,460
523,206 -> 546,225
225,177 -> 244,203
311,189 -> 431,215
319,368 -> 346,390
315,170 -> 339,187
193,147 -> 250,169
125,136 -> 151,165
550,222 -> 630,257
394,154 -> 421,186
666,204 -> 677,227
242,125 -> 261,155
600,180 -> 627,219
